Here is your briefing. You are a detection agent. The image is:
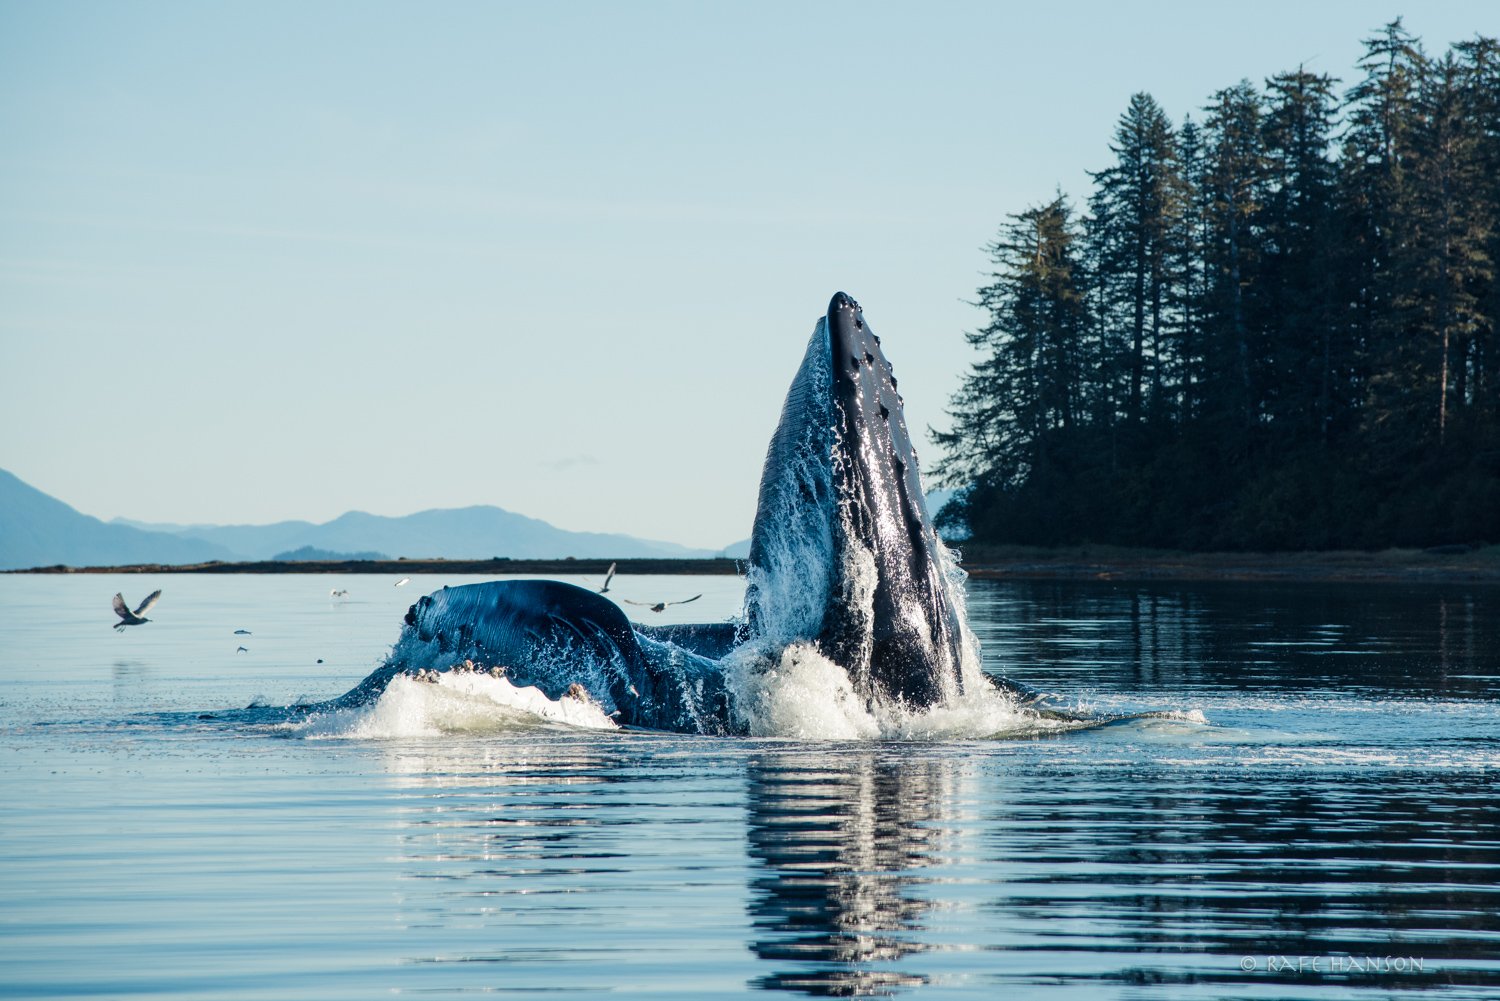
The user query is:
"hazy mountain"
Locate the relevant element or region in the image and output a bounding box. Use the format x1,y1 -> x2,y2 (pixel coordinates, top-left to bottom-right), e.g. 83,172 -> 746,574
284,506 -> 713,560
271,546 -> 390,562
0,469 -> 712,564
718,538 -> 751,559
119,505 -> 714,560
0,469 -> 237,570
111,517 -> 316,558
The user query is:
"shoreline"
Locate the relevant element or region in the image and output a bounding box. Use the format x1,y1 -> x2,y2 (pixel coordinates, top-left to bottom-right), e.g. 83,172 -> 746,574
8,557 -> 746,577
9,546 -> 1500,584
958,544 -> 1500,584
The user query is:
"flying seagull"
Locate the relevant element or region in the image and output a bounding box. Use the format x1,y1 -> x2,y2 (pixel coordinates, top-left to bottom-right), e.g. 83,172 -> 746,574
623,594 -> 702,613
329,588 -> 348,598
395,578 -> 411,587
233,629 -> 251,635
598,562 -> 617,594
112,590 -> 162,631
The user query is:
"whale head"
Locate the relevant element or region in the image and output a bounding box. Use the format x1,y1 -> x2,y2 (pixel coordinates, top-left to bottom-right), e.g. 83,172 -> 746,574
745,292 -> 968,708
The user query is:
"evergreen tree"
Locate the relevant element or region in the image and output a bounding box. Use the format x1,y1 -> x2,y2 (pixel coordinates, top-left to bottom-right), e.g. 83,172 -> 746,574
940,23 -> 1500,551
1170,115 -> 1212,424
1261,69 -> 1341,438
1340,20 -> 1428,454
933,198 -> 1087,542
1088,94 -> 1183,427
1453,37 -> 1500,428
1412,52 -> 1494,444
1200,81 -> 1268,432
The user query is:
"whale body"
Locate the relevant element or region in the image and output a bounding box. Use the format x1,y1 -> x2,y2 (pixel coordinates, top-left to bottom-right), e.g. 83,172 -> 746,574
321,293 -> 978,733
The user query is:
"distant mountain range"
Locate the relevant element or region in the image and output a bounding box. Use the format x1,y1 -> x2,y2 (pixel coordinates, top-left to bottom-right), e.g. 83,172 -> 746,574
271,545 -> 391,562
0,468 -> 728,571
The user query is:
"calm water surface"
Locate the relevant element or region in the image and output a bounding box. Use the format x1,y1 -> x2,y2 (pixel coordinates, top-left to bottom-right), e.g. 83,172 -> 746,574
1,573 -> 1497,999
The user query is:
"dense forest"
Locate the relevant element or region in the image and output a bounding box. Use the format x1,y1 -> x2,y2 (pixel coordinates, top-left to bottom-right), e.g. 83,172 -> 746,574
936,21 -> 1500,550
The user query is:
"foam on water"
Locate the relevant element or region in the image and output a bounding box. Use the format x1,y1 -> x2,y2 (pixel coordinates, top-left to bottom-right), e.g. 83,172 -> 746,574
722,640 -> 1079,740
286,672 -> 618,739
725,642 -> 882,739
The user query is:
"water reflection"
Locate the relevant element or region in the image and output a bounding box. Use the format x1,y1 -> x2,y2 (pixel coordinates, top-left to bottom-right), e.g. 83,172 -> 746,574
970,579 -> 1500,699
362,579 -> 1500,998
974,763 -> 1500,993
745,749 -> 965,995
376,736 -> 752,996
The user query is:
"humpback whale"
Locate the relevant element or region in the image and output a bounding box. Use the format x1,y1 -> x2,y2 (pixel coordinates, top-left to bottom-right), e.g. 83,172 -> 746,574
319,293 -> 981,734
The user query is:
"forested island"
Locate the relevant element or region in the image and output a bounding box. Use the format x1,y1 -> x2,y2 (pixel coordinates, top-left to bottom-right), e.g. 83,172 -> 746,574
936,21 -> 1500,551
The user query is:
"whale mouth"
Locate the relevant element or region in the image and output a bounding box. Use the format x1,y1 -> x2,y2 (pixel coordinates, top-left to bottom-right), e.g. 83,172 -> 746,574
744,293 -> 968,711
818,293 -> 966,708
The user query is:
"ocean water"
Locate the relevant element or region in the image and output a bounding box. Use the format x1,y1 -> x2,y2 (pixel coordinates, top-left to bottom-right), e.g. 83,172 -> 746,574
1,573 -> 1497,999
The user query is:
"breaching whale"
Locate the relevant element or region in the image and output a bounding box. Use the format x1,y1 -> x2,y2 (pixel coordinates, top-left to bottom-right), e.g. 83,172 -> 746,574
319,293 -> 978,734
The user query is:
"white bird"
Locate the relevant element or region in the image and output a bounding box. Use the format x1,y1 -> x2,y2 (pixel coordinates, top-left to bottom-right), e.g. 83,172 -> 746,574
395,578 -> 410,587
623,594 -> 702,613
329,588 -> 349,598
236,646 -> 248,653
112,590 -> 162,631
599,562 -> 617,593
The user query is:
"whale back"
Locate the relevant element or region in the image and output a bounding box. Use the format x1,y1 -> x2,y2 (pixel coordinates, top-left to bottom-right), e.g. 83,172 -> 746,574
388,580 -> 733,732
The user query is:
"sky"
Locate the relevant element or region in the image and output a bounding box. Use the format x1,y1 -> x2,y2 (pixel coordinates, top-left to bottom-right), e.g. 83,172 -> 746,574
2,2 -> 1496,550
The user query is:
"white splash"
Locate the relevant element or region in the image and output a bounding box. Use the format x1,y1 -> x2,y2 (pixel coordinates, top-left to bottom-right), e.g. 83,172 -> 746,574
723,640 -> 1058,741
727,642 -> 882,739
285,672 -> 617,739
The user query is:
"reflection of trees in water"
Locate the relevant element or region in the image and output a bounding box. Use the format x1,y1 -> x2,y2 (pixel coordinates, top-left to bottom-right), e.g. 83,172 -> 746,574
746,749 -> 965,996
979,768 -> 1500,990
970,579 -> 1499,697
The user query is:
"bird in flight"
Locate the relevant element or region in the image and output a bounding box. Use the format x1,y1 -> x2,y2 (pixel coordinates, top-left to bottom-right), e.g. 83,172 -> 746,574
330,588 -> 349,598
623,594 -> 702,613
395,578 -> 411,587
233,629 -> 251,635
112,590 -> 162,631
598,562 -> 617,593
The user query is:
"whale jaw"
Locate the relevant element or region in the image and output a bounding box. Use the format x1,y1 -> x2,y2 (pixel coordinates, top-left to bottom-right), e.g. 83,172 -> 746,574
748,292 -> 967,709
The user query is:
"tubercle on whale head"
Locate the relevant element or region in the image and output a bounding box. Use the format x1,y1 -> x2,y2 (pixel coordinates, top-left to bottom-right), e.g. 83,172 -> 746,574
819,291 -> 963,707
823,292 -> 940,582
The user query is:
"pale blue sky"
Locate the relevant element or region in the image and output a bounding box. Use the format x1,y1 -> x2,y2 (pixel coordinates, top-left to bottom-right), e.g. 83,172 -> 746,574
2,2 -> 1494,549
